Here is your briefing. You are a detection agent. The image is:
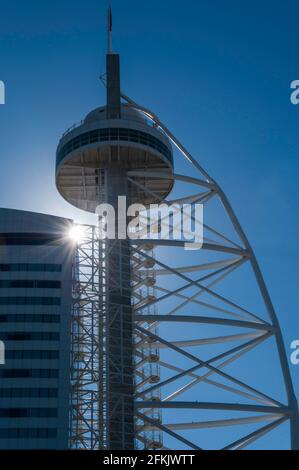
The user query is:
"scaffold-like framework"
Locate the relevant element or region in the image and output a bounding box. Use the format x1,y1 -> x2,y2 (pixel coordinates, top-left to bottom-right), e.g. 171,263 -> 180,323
70,225 -> 103,449
69,93 -> 299,450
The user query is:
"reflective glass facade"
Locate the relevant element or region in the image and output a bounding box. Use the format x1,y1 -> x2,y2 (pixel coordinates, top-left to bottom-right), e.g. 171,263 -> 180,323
0,208 -> 73,449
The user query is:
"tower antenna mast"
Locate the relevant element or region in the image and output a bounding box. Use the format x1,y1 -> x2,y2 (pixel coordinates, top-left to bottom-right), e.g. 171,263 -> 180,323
107,5 -> 113,53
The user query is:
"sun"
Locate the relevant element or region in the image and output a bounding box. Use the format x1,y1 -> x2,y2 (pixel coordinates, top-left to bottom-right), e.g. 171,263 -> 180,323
68,225 -> 85,244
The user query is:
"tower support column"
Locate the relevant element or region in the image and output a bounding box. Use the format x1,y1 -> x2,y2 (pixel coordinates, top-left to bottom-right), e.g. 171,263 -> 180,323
101,166 -> 135,450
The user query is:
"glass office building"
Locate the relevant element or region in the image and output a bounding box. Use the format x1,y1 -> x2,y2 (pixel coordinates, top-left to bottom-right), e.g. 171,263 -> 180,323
0,208 -> 73,449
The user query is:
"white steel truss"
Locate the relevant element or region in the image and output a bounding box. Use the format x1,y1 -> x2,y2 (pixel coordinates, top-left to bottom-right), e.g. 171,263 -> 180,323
70,225 -> 104,449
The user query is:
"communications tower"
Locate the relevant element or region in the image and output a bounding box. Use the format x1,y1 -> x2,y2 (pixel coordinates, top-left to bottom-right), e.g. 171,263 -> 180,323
55,8 -> 299,450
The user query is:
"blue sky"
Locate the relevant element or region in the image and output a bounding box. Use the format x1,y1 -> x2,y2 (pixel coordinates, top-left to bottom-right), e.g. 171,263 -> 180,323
0,0 -> 298,448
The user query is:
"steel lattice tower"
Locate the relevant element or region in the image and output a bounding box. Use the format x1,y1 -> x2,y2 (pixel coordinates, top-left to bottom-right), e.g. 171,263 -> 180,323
55,9 -> 299,450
